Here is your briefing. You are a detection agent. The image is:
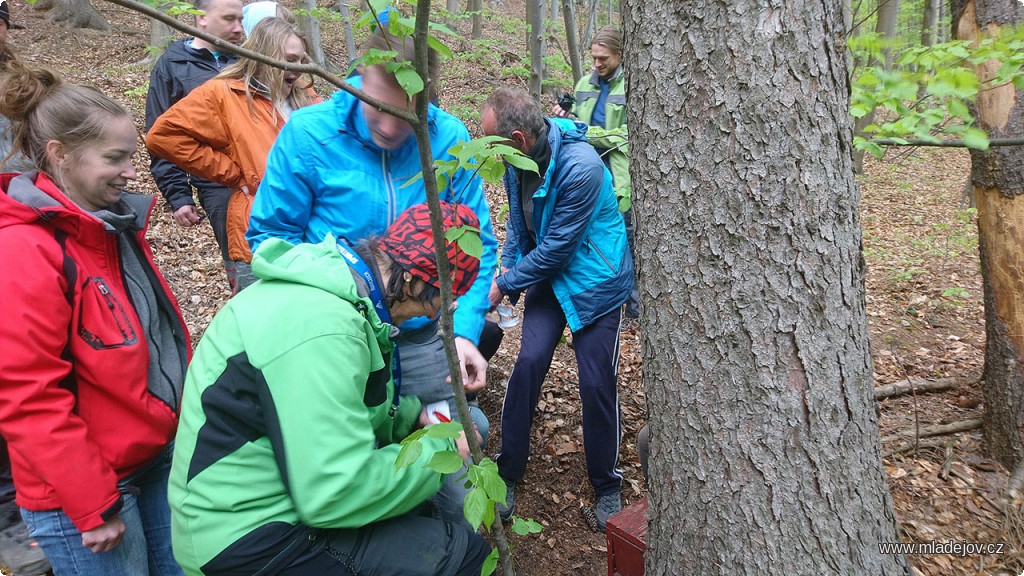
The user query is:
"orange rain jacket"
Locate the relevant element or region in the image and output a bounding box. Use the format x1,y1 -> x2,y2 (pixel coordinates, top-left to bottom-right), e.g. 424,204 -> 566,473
146,78 -> 319,262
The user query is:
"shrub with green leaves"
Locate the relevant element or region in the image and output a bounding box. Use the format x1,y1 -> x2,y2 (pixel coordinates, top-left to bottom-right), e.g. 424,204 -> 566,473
849,27 -> 1024,158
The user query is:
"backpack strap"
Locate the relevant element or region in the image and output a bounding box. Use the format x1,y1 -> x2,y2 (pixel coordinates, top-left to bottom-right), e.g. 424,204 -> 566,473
52,229 -> 79,400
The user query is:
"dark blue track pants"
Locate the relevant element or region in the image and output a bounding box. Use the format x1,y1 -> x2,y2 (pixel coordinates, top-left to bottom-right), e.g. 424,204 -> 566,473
496,282 -> 623,496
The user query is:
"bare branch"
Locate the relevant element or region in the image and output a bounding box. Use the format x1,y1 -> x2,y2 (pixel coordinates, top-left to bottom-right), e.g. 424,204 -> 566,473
870,137 -> 1024,147
100,0 -> 418,125
879,418 -> 984,444
873,376 -> 976,400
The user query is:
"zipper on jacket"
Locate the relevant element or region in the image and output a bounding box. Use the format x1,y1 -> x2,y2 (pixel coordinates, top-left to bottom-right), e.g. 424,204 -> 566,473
122,239 -> 185,412
382,152 -> 396,224
588,239 -> 617,274
81,277 -> 138,349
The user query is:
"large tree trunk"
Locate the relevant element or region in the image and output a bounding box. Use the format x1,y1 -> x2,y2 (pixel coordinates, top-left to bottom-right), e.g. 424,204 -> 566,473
622,0 -> 909,572
952,0 -> 1024,471
42,0 -> 109,30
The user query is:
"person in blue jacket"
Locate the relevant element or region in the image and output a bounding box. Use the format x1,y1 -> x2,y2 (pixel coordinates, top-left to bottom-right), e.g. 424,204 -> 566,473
482,86 -> 633,533
246,26 -> 497,526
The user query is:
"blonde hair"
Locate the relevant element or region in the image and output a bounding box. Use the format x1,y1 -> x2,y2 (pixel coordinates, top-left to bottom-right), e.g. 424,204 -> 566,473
217,17 -> 315,119
592,26 -> 622,56
0,61 -> 129,174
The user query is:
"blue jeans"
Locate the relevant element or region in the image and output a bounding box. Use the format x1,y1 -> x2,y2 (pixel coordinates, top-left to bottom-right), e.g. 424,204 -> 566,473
394,325 -> 490,527
21,448 -> 182,576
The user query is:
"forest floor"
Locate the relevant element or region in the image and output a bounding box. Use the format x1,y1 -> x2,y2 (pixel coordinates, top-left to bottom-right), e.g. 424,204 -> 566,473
6,0 -> 1023,574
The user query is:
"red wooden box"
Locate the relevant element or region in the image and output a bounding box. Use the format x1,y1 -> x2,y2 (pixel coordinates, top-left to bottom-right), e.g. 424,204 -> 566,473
606,497 -> 648,576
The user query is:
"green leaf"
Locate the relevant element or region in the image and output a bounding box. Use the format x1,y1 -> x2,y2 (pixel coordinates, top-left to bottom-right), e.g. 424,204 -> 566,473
436,171 -> 451,195
392,66 -> 424,98
850,101 -> 874,118
426,33 -> 455,60
468,458 -> 506,502
357,48 -> 398,68
962,127 -> 989,150
394,441 -> 422,469
481,548 -> 499,576
445,225 -> 465,241
477,159 -> 506,184
854,138 -> 885,160
401,171 -> 425,189
504,153 -> 539,174
426,421 -> 463,439
457,231 -> 484,259
463,486 -> 490,529
510,516 -> 543,535
428,21 -> 459,37
400,428 -> 427,445
427,450 -> 465,474
496,203 -> 510,224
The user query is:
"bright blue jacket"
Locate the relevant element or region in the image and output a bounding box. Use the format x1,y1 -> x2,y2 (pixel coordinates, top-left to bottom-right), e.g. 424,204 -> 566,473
246,77 -> 497,342
497,118 -> 632,332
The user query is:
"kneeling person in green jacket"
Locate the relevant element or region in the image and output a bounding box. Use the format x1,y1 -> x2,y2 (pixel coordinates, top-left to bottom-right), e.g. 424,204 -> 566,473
169,202 -> 489,576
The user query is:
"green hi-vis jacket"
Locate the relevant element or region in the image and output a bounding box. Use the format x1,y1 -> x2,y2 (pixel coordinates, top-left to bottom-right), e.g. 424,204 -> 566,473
572,66 -> 631,211
169,235 -> 450,575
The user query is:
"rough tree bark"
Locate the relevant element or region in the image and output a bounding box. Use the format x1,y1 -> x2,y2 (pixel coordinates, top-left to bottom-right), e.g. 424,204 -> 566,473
621,0 -> 909,573
952,0 -> 1024,471
38,0 -> 109,30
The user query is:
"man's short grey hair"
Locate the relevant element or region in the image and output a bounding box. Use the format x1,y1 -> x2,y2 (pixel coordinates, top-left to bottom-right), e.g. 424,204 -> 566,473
483,87 -> 545,140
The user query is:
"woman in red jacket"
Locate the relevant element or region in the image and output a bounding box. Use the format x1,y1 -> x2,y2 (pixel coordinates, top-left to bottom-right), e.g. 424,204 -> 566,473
146,17 -> 319,294
0,62 -> 190,576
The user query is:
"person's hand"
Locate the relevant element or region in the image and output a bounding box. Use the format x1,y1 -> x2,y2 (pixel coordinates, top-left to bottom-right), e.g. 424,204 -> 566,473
454,427 -> 482,459
172,204 -> 202,227
549,103 -> 570,118
82,515 -> 125,553
454,337 -> 488,393
488,279 -> 504,310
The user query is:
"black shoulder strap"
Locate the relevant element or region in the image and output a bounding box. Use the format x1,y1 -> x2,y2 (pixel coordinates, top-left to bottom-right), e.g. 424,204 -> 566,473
53,229 -> 76,307
52,229 -> 79,399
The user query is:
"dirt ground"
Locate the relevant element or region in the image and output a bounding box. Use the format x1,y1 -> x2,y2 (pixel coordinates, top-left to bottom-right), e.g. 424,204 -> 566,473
6,1 -> 1023,574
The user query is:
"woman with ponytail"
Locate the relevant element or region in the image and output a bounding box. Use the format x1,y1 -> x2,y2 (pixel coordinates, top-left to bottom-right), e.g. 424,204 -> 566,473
0,62 -> 189,575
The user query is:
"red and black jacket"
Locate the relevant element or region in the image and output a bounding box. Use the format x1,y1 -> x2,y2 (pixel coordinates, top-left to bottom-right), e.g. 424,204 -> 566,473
0,172 -> 191,532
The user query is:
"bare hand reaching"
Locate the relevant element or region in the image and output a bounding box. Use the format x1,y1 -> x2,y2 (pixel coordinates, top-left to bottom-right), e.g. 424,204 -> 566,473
82,515 -> 125,553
